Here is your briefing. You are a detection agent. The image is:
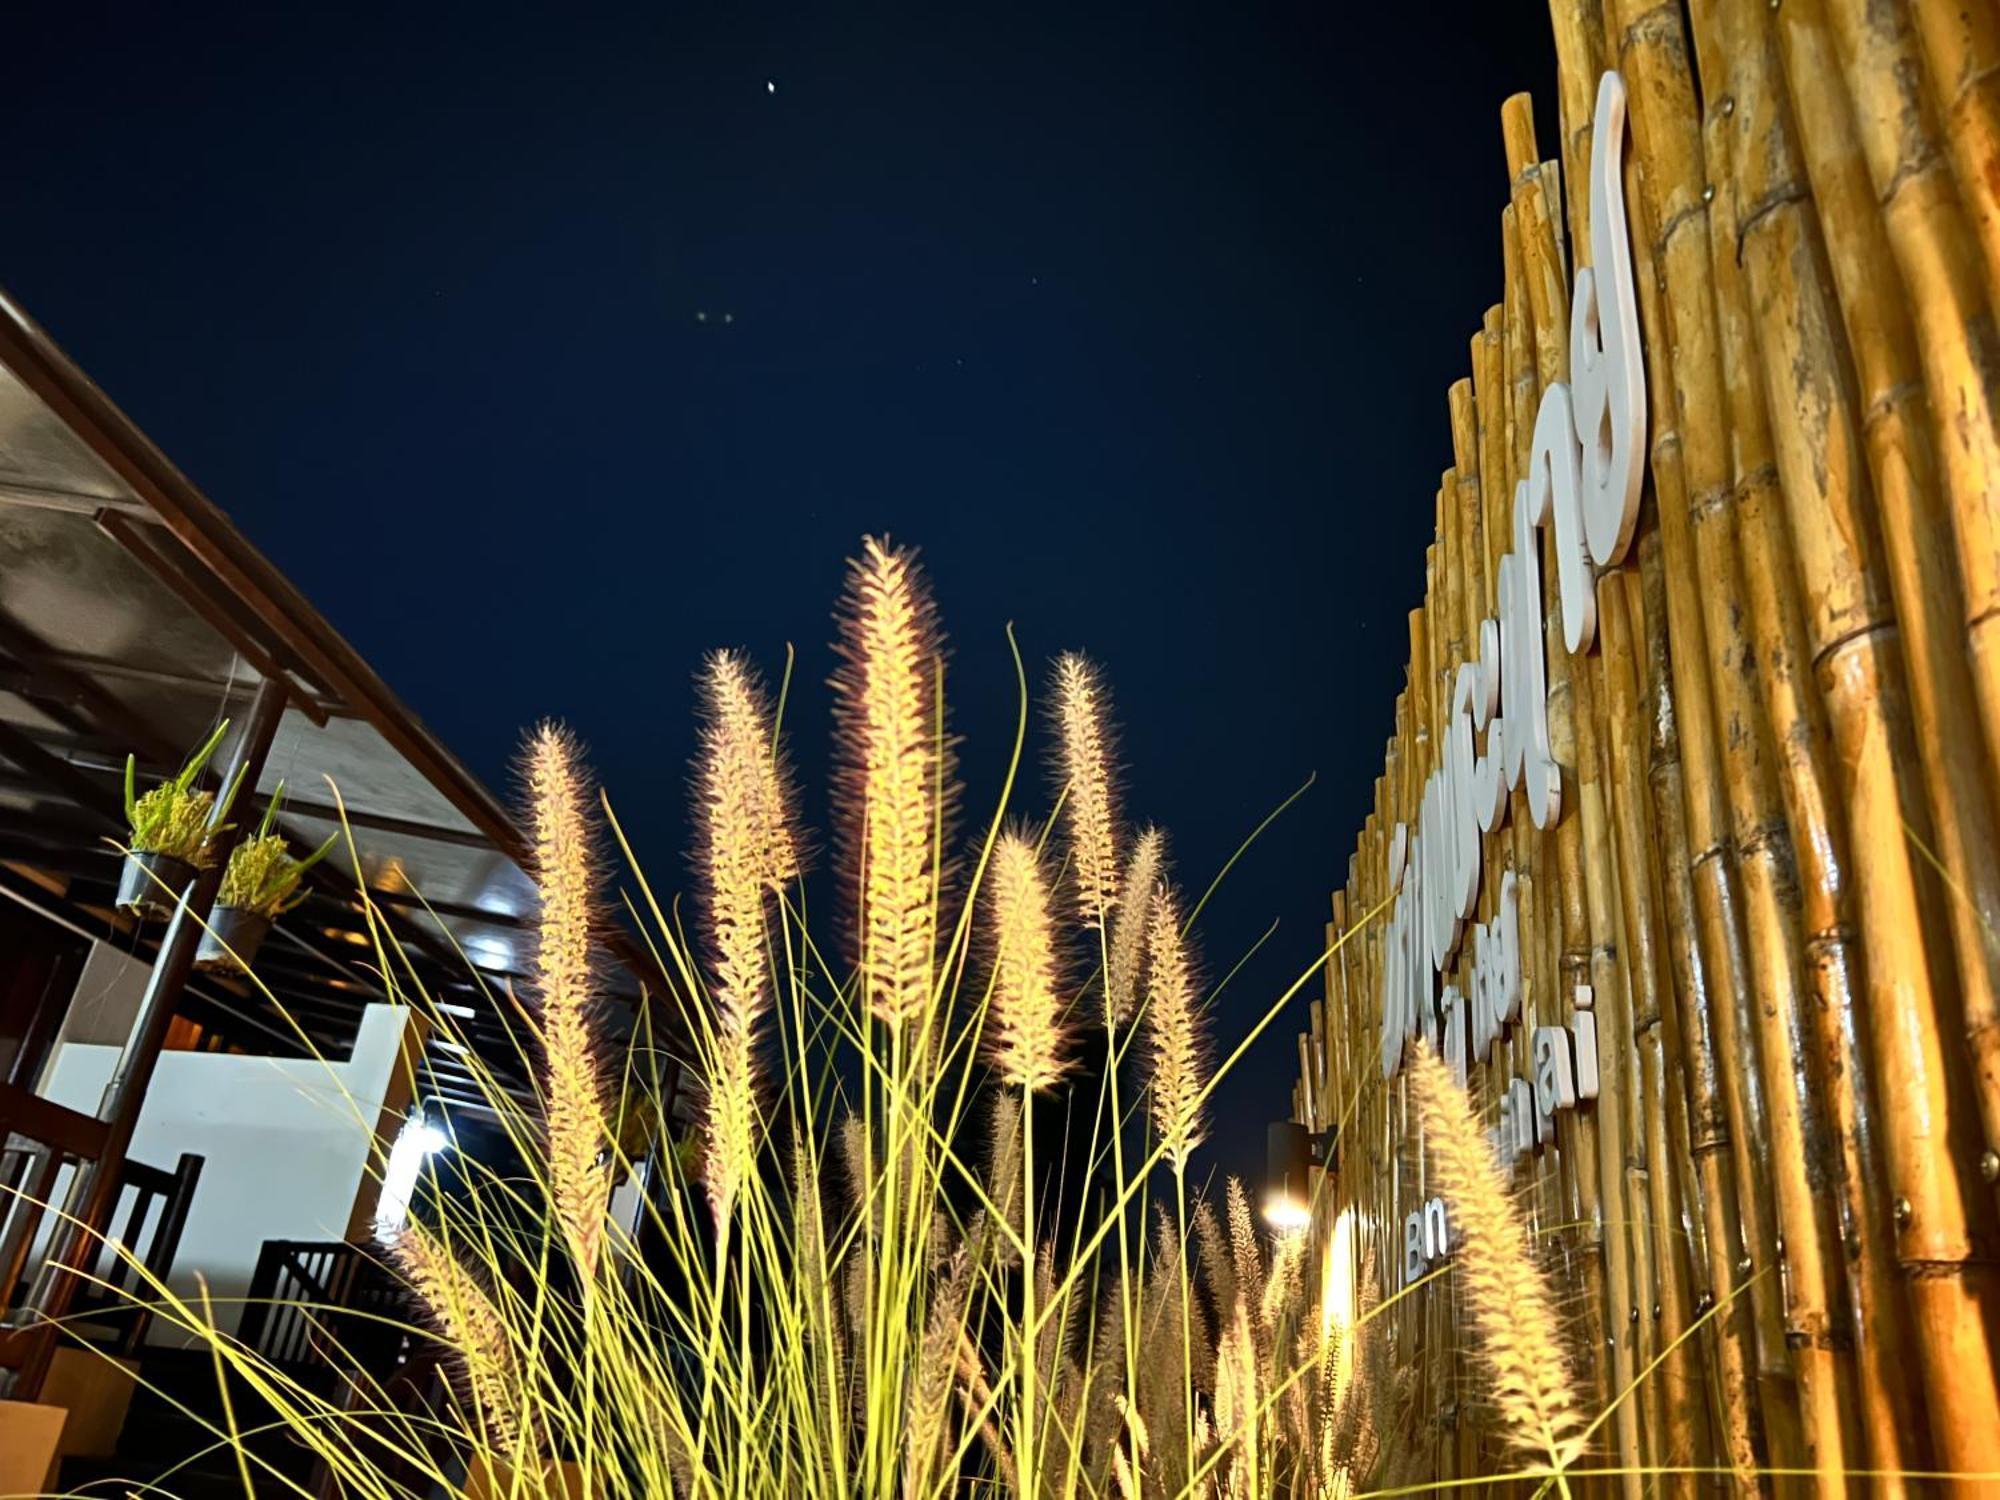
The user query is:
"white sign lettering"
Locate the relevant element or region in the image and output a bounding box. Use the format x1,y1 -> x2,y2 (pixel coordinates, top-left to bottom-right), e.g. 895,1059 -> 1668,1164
1403,1195 -> 1453,1286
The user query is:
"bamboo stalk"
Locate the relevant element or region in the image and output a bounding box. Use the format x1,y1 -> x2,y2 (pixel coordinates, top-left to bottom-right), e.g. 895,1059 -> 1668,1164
1906,0 -> 2000,322
1602,2 -> 1871,1484
1772,0 -> 2000,1151
1451,380 -> 1487,629
1599,48 -> 1808,1485
1602,563 -> 1714,1493
1501,159 -> 1614,1476
1511,109 -> 1652,1490
1818,0 -> 2000,932
1486,239 -> 1558,1274
1440,445 -> 1486,1493
1685,5 -> 1939,1484
1637,523 -> 1769,1494
1723,0 -> 2000,1480
1547,0 -> 1603,268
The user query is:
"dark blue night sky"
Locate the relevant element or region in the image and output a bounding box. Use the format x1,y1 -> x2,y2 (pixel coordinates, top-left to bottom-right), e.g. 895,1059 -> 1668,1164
6,2 -> 1556,1189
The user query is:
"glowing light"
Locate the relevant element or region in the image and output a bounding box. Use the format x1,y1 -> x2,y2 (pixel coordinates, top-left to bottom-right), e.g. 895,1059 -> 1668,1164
1263,1193 -> 1312,1234
1319,1207 -> 1359,1412
373,1109 -> 448,1241
1321,1207 -> 1358,1345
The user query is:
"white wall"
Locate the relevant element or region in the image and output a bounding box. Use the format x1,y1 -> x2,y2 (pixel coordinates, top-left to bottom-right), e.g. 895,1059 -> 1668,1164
37,1002 -> 419,1338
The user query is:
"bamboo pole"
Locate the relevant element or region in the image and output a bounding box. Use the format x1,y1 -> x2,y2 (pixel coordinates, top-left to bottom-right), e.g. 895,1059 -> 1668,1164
1484,250 -> 1558,1271
1548,0 -> 1603,270
1401,612 -> 1436,1484
1637,522 -> 1768,1494
1599,566 -> 1711,1493
1304,2 -> 2000,1487
1438,440 -> 1483,1492
1906,0 -> 2000,323
1731,0 -> 2000,1480
1682,5 -> 1941,1484
1817,0 -> 2000,973
1767,0 -> 2000,1259
1599,1 -> 1872,1484
1513,143 -> 1642,1492
1602,66 -> 1809,1493
1502,155 -> 1615,1472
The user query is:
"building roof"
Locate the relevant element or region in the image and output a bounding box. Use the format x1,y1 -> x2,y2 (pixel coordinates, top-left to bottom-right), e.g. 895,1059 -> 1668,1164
0,285 -> 681,1121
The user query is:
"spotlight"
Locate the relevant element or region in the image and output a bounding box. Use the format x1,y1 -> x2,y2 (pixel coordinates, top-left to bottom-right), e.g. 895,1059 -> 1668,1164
1263,1118 -> 1336,1234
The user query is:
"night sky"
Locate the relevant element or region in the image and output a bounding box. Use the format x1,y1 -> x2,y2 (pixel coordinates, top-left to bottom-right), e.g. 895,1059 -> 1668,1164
8,3 -> 1556,1191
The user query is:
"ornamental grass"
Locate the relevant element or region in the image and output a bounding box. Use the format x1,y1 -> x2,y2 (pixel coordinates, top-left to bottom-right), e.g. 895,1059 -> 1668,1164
41,537 -> 1628,1499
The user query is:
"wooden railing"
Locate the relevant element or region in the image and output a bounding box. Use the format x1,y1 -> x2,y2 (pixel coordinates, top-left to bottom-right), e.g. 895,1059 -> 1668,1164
1,1080 -> 206,1376
0,1078 -> 108,1330
237,1238 -> 407,1382
65,1149 -> 203,1356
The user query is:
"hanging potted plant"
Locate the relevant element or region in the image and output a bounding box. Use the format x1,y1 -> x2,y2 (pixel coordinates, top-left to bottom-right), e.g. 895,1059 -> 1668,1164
117,720 -> 244,920
196,784 -> 335,972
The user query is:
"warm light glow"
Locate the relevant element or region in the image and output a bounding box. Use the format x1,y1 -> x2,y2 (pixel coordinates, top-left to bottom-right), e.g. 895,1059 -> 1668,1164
373,1109 -> 447,1241
1263,1192 -> 1312,1234
1321,1206 -> 1358,1400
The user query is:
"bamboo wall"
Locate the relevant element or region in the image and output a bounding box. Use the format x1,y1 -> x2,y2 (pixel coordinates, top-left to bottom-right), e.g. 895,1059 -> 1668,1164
1299,2 -> 2000,1492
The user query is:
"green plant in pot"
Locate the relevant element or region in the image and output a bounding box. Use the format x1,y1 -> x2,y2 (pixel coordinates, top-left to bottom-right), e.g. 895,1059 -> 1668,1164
118,720 -> 245,919
196,784 -> 335,972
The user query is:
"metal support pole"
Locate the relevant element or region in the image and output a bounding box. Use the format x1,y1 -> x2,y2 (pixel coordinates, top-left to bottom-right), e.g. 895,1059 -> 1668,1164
11,674 -> 289,1397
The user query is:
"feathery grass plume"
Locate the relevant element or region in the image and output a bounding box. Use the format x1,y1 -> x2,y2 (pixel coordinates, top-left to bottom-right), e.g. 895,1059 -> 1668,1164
1212,1297 -> 1263,1499
1408,1039 -> 1582,1472
523,722 -> 610,1278
1092,1265 -> 1129,1427
1194,1196 -> 1239,1338
1109,1397 -> 1151,1500
1032,1239 -> 1076,1408
906,1248 -> 973,1499
1106,825 -> 1164,1024
1315,1241 -> 1381,1494
792,1143 -> 834,1336
832,536 -> 950,1029
721,651 -> 802,886
700,648 -> 800,893
958,1346 -> 1018,1496
1225,1176 -> 1261,1315
985,831 -> 1071,1092
1132,1251 -> 1195,1500
1143,883 -> 1207,1170
1047,1351 -> 1091,1497
704,1039 -> 758,1230
1318,1206 -> 1359,1417
390,1224 -> 526,1451
1256,1229 -> 1306,1406
1138,1209 -> 1211,1412
696,651 -> 796,1222
837,1109 -> 880,1245
1259,1230 -> 1305,1340
986,1091 -> 1024,1269
1053,652 -> 1119,929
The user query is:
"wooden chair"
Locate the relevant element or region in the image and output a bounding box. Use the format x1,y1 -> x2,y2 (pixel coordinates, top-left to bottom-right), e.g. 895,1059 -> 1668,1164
0,1079 -> 109,1391
64,1150 -> 204,1356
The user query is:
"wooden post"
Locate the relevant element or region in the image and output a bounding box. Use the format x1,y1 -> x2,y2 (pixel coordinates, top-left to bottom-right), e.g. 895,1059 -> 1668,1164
15,676 -> 290,1399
